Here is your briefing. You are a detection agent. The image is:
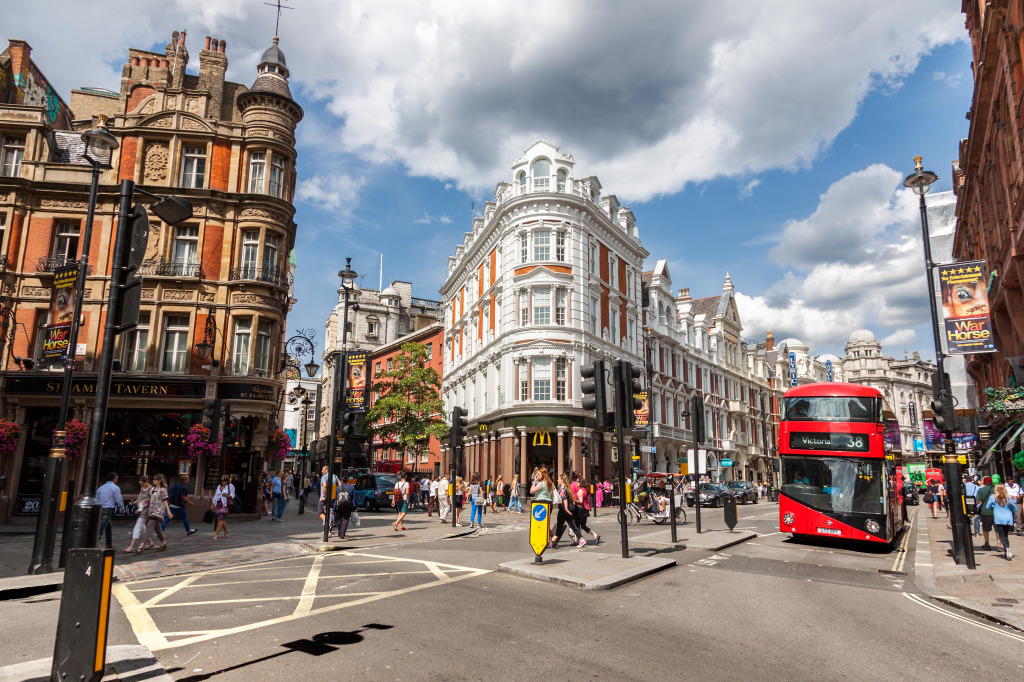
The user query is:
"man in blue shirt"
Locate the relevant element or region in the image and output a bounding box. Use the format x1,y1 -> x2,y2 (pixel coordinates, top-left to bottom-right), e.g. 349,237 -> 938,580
96,472 -> 125,549
162,474 -> 198,535
271,471 -> 284,521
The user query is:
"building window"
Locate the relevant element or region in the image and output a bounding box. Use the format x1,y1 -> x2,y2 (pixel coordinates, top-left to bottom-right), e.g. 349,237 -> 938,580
610,311 -> 618,345
628,319 -> 635,353
517,171 -> 526,194
0,213 -> 5,256
425,343 -> 433,360
555,230 -> 566,262
53,221 -> 80,265
122,312 -> 149,372
609,255 -> 618,288
520,372 -> 529,400
241,231 -> 259,277
533,287 -> 550,325
179,145 -> 206,188
533,357 -> 552,401
557,169 -> 567,192
1,135 -> 25,177
520,294 -> 529,326
248,152 -> 266,193
161,314 -> 190,372
520,233 -> 528,264
263,233 -> 280,276
556,357 -> 567,400
366,318 -> 379,336
387,358 -> 394,371
269,156 -> 285,198
532,159 -> 550,191
254,320 -> 272,376
590,298 -> 598,334
555,289 -> 567,325
172,225 -> 199,275
375,361 -> 382,375
533,230 -> 550,261
232,317 -> 251,375
589,241 -> 598,274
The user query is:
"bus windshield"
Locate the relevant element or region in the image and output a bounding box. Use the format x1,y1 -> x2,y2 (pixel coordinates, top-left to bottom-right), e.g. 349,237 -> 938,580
781,456 -> 885,514
783,396 -> 877,423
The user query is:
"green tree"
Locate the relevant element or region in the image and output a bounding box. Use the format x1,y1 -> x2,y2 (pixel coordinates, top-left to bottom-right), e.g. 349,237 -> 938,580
364,341 -> 448,459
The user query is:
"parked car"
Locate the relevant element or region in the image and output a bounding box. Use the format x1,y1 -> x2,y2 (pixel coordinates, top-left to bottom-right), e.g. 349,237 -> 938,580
685,483 -> 732,508
726,481 -> 758,504
353,473 -> 399,511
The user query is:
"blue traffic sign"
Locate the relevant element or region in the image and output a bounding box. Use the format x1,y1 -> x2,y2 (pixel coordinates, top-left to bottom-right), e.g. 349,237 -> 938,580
533,505 -> 547,522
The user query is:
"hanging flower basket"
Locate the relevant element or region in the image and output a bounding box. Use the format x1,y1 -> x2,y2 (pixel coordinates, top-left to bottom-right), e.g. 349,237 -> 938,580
57,419 -> 89,460
0,420 -> 22,456
186,424 -> 219,461
266,428 -> 292,463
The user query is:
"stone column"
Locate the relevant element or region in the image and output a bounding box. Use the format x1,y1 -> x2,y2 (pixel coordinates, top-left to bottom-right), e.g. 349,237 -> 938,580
499,428 -> 516,484
556,429 -> 565,481
520,430 -> 529,486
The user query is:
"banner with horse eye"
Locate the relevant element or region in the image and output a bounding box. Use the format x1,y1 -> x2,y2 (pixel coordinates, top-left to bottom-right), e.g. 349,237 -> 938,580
939,260 -> 996,355
39,263 -> 79,367
345,350 -> 368,411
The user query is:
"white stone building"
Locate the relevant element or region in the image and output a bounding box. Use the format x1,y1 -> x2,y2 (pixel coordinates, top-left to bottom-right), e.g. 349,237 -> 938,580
439,140 -> 648,485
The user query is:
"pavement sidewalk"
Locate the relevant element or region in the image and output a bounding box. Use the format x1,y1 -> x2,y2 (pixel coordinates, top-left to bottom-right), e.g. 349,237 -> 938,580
914,510 -> 1024,631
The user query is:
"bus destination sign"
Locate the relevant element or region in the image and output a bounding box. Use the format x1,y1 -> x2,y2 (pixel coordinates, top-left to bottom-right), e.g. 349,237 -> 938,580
789,432 -> 869,452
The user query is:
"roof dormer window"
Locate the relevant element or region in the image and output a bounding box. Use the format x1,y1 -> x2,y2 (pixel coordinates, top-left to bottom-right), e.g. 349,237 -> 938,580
532,158 -> 550,191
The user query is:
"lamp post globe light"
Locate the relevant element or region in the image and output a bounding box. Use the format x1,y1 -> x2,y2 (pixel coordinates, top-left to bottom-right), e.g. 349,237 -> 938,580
324,258 -> 358,543
903,156 -> 974,570
28,115 -> 118,575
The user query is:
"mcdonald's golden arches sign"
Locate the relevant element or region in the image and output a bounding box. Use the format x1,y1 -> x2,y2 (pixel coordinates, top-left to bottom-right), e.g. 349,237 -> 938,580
532,431 -> 552,447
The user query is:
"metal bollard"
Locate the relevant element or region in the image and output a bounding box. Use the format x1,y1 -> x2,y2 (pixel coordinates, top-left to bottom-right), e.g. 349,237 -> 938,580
52,548 -> 116,682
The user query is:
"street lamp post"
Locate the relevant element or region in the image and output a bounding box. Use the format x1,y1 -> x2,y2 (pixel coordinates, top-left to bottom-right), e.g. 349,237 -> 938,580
903,156 -> 975,569
644,328 -> 655,473
324,259 -> 358,543
29,117 -> 118,574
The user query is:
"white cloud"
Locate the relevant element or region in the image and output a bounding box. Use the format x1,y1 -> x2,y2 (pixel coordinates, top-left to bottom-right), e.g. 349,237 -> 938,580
295,173 -> 365,215
735,165 -> 937,351
739,179 -> 761,198
414,213 -> 453,225
881,329 -> 918,349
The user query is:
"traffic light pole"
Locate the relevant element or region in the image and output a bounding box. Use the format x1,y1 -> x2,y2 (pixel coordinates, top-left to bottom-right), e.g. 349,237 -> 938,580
613,361 -> 630,558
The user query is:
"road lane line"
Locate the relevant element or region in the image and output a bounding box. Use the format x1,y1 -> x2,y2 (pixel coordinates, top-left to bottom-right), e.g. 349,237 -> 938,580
293,554 -> 325,617
142,574 -> 201,607
902,593 -> 1024,643
112,582 -> 170,651
892,510 -> 915,573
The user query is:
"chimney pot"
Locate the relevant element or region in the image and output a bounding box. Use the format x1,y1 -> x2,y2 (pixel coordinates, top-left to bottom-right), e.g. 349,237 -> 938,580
219,39 -> 226,53
180,30 -> 186,46
160,58 -> 169,68
211,38 -> 219,52
205,36 -> 211,50
130,56 -> 140,66
172,30 -> 179,44
141,57 -> 151,67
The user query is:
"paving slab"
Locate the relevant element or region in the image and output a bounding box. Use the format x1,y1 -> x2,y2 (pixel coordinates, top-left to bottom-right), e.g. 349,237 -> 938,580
0,571 -> 64,601
0,644 -> 172,681
631,527 -> 757,551
498,551 -> 675,590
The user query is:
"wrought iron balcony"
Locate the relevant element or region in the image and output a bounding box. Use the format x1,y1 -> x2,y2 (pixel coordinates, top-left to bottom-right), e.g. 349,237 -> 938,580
228,265 -> 292,288
36,255 -> 90,274
137,260 -> 205,279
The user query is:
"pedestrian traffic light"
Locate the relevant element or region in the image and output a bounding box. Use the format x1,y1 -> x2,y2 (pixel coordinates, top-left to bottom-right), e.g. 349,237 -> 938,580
340,411 -> 358,437
620,362 -> 644,428
202,398 -> 221,431
450,406 -> 468,450
691,394 -> 706,444
580,359 -> 609,429
224,416 -> 239,443
930,396 -> 955,431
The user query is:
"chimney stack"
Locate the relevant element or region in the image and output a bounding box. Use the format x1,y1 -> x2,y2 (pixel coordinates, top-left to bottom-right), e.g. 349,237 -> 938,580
198,36 -> 228,119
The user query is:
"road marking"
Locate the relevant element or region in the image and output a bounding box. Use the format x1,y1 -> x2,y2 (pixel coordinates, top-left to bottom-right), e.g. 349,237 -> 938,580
891,510 -> 915,573
902,593 -> 1024,643
114,551 -> 492,652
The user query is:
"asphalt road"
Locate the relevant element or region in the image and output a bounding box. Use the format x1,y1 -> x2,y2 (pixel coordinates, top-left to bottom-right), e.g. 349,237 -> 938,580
14,501 -> 1024,680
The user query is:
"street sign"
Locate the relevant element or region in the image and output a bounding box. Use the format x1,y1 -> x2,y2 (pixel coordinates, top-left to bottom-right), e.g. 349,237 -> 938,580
721,459 -> 733,466
640,445 -> 656,453
529,501 -> 550,561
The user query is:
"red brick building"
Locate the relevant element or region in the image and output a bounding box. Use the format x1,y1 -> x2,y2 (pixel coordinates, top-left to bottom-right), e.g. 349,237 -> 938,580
0,31 -> 302,523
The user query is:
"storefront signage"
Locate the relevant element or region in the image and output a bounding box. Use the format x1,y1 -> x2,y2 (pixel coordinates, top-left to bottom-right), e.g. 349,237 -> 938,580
4,376 -> 205,398
634,390 -> 649,429
939,260 -> 997,355
789,352 -> 798,387
721,459 -> 734,467
218,382 -> 277,402
532,431 -> 552,447
825,360 -> 833,382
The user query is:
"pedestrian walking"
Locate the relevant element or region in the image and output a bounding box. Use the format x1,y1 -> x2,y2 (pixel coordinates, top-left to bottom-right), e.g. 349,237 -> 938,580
260,474 -> 271,516
976,476 -> 997,550
925,479 -> 940,518
334,478 -> 356,539
453,476 -> 465,526
124,475 -> 152,553
96,472 -> 126,550
939,480 -> 949,517
438,473 -> 451,523
422,475 -> 431,509
392,472 -> 410,530
161,474 -> 198,536
508,479 -> 522,513
494,475 -> 505,512
319,465 -> 340,529
551,473 -> 585,548
572,475 -> 600,546
1006,477 -> 1023,536
428,476 -> 438,517
468,473 -> 484,528
985,483 -> 1018,560
212,475 -> 234,539
139,473 -> 169,554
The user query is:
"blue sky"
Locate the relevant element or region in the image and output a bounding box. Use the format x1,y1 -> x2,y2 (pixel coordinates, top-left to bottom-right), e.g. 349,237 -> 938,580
9,1 -> 972,361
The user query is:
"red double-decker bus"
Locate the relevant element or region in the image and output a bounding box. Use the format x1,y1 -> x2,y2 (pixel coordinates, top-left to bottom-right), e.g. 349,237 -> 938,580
778,382 -> 905,545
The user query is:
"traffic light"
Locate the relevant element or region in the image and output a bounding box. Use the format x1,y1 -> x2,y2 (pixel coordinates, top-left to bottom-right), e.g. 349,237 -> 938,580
930,396 -> 955,431
691,394 -> 706,443
340,411 -> 358,437
620,362 -> 644,428
580,359 -> 609,429
450,406 -> 468,450
202,398 -> 221,431
223,404 -> 239,443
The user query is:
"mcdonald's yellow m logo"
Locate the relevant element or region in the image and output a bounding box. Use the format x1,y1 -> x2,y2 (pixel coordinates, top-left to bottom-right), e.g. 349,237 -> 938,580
532,431 -> 552,447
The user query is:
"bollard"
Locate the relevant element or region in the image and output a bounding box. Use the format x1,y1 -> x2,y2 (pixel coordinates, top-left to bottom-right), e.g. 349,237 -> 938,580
723,494 -> 738,532
52,548 -> 116,682
529,501 -> 551,564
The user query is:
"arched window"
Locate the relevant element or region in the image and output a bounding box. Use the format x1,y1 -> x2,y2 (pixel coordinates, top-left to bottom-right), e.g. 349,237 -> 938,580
532,159 -> 550,191
517,171 -> 526,194
556,169 -> 567,192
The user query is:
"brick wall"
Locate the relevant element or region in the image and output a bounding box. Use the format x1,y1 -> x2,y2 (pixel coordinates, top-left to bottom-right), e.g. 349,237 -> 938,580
210,141 -> 231,191
24,216 -> 54,265
202,223 -> 224,279
6,213 -> 24,269
118,136 -> 138,182
125,85 -> 155,114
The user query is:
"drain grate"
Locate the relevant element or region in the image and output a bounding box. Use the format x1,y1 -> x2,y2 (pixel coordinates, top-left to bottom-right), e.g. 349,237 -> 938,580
995,598 -> 1019,603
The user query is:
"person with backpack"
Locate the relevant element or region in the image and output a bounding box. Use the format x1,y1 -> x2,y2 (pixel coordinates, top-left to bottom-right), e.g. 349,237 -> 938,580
392,471 -> 410,531
333,478 -> 356,539
976,476 -> 997,551
984,483 -> 1018,560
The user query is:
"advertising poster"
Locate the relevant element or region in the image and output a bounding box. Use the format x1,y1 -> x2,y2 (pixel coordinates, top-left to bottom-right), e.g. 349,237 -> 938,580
634,390 -> 649,429
882,417 -> 902,453
939,260 -> 997,355
923,420 -> 979,452
907,463 -> 926,486
38,263 -> 79,367
345,350 -> 367,411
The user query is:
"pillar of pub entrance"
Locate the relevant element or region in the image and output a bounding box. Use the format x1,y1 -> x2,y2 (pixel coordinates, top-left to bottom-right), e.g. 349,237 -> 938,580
519,430 -> 529,487
489,434 -> 498,481
499,428 -> 515,486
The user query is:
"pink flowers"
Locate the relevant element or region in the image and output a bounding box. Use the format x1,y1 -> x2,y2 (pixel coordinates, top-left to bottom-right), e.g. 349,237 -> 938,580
62,419 -> 88,459
266,429 -> 292,462
0,420 -> 22,456
186,424 -> 219,461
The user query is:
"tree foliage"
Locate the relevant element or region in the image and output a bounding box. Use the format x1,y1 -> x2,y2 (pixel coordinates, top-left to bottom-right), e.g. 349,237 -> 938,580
364,341 -> 448,458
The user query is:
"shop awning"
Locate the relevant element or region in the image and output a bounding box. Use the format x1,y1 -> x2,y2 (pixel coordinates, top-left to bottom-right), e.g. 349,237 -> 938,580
978,421 -> 1024,466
